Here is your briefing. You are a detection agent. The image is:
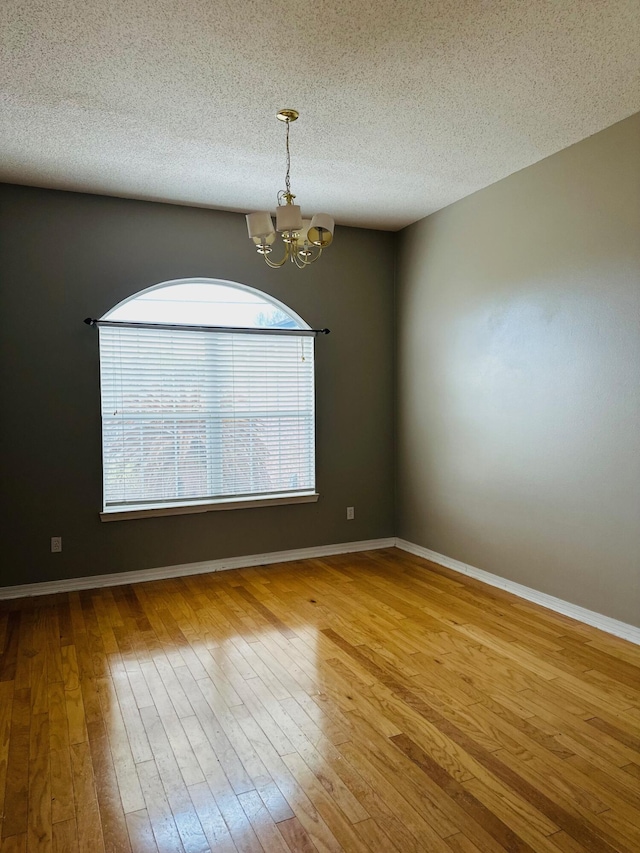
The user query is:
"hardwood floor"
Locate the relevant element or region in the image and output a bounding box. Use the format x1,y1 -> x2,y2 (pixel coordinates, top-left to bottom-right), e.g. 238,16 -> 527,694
0,547 -> 639,852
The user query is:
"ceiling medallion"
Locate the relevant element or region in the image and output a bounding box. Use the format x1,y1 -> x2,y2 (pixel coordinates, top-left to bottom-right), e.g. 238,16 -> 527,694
246,110 -> 335,269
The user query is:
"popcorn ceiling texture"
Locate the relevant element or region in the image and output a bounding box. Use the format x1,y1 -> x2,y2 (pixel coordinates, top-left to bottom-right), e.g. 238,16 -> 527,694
1,0 -> 639,230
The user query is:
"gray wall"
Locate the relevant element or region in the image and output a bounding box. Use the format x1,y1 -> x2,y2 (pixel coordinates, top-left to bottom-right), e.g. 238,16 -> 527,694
0,185 -> 395,586
396,113 -> 640,627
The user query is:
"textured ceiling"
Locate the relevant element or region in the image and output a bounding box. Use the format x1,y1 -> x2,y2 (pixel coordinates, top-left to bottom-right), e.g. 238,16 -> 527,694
1,1 -> 639,230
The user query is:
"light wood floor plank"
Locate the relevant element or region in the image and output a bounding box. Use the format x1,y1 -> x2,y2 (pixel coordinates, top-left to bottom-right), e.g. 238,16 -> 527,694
1,547 -> 639,852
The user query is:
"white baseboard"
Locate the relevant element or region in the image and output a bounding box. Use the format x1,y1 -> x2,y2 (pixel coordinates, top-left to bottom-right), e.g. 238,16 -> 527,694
0,537 -> 395,600
3,535 -> 638,647
395,538 -> 640,646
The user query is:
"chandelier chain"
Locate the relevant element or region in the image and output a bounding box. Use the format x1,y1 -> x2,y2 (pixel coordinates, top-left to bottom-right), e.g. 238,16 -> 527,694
285,118 -> 291,196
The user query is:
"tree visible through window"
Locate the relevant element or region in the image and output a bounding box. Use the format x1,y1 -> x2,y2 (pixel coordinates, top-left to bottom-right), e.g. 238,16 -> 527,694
98,279 -> 316,514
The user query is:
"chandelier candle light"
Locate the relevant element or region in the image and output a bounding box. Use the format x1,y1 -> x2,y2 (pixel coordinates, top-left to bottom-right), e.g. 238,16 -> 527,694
246,109 -> 335,269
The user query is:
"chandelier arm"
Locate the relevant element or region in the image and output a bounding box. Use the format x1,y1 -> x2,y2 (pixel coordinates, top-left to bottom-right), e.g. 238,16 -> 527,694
261,242 -> 292,268
263,252 -> 289,269
300,246 -> 323,265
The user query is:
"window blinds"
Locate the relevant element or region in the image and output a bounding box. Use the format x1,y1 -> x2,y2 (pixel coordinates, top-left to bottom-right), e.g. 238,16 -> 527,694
99,326 -> 315,511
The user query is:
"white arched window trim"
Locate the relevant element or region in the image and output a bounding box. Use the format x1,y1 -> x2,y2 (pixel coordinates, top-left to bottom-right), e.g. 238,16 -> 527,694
97,278 -> 319,521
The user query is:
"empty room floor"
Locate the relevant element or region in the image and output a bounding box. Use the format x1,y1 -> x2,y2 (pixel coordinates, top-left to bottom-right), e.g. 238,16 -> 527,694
0,548 -> 639,852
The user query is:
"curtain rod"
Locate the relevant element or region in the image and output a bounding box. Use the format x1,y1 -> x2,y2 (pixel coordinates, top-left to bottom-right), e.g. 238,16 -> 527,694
84,318 -> 330,336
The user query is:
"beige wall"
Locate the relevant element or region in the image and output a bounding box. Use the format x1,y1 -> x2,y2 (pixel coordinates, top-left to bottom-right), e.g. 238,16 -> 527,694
0,185 -> 395,587
396,113 -> 640,627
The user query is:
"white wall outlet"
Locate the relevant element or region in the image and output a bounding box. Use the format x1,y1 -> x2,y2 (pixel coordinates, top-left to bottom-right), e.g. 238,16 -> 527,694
346,506 -> 355,520
51,536 -> 62,553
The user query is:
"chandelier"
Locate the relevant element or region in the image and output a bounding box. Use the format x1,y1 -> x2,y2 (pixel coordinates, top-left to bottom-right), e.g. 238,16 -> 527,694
246,109 -> 335,269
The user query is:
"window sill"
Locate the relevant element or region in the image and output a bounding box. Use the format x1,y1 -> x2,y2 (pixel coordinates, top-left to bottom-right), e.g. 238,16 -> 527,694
100,492 -> 319,522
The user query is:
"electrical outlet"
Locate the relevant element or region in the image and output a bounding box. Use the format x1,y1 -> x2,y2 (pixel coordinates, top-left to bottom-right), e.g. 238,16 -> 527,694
346,506 -> 355,520
51,536 -> 62,553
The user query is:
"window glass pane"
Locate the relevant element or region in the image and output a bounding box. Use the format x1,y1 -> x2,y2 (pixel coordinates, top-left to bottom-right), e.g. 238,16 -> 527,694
105,281 -> 304,329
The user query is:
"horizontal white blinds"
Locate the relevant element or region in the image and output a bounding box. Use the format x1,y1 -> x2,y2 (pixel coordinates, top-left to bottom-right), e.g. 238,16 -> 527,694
99,326 -> 315,510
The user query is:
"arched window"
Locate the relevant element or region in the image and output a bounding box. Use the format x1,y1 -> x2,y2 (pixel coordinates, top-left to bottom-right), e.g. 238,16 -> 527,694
98,278 -> 318,519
